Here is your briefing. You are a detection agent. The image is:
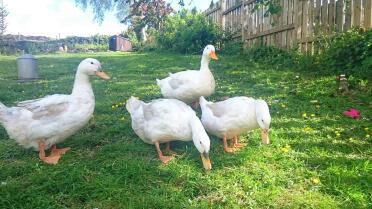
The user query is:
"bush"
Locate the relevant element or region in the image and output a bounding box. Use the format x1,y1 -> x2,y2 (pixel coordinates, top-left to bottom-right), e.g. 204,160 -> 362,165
156,9 -> 223,54
319,27 -> 372,78
72,43 -> 108,51
241,28 -> 371,79
244,45 -> 295,68
220,40 -> 244,55
121,29 -> 141,51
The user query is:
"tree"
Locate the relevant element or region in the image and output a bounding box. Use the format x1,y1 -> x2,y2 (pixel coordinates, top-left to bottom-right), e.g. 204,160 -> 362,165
0,3 -> 8,35
75,0 -> 183,42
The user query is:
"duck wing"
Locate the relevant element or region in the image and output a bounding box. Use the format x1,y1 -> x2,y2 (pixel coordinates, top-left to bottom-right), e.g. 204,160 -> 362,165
167,70 -> 199,90
207,102 -> 233,118
207,97 -> 250,118
17,94 -> 71,120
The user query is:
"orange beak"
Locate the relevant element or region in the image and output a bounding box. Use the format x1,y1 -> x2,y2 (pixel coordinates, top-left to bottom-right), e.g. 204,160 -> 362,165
210,51 -> 218,60
201,153 -> 212,170
95,70 -> 110,80
261,129 -> 269,145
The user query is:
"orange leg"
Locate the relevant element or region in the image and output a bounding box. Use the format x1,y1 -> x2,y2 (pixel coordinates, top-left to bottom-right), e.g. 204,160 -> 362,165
223,134 -> 233,153
155,142 -> 174,164
166,142 -> 177,156
50,145 -> 71,157
38,141 -> 61,165
232,136 -> 245,148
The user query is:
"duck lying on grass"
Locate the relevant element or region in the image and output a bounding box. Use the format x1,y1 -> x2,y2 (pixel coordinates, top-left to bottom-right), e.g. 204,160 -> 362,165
156,45 -> 218,108
200,96 -> 271,153
126,96 -> 212,170
0,58 -> 109,164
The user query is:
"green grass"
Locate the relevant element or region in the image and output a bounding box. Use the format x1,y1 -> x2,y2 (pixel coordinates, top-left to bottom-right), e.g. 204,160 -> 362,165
0,52 -> 371,209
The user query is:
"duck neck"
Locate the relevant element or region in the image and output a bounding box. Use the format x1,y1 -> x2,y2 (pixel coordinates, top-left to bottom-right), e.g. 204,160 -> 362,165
200,55 -> 211,72
189,117 -> 210,153
72,71 -> 94,97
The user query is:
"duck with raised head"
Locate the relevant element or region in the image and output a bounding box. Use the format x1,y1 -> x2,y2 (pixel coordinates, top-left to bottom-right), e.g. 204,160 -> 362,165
199,96 -> 271,153
126,96 -> 212,170
156,45 -> 218,108
0,58 -> 109,164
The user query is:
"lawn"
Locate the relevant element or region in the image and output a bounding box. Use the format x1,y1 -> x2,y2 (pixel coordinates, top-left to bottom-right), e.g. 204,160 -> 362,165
0,52 -> 371,209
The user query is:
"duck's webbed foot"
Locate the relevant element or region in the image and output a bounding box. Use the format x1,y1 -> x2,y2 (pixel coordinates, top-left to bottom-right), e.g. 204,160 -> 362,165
223,134 -> 234,153
232,136 -> 246,148
50,145 -> 71,156
155,142 -> 174,164
38,142 -> 61,165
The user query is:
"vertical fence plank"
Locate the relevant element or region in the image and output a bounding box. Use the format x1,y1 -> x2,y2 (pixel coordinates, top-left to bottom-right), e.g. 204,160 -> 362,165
260,6 -> 264,34
329,0 -> 336,31
296,0 -> 303,51
302,0 -> 309,51
336,0 -> 344,31
282,0 -> 289,48
321,0 -> 329,33
314,0 -> 321,35
287,0 -> 293,48
205,0 -> 369,51
242,4 -> 246,41
344,0 -> 352,31
277,0 -> 282,47
288,0 -> 294,24
364,0 -> 372,28
308,0 -> 315,53
352,0 -> 361,27
254,2 -> 258,35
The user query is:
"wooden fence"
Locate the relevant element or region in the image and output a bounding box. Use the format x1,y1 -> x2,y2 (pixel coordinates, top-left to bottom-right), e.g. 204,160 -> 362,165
205,0 -> 372,52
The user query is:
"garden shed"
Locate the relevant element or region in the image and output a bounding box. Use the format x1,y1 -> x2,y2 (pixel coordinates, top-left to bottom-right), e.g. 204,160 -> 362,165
109,35 -> 132,52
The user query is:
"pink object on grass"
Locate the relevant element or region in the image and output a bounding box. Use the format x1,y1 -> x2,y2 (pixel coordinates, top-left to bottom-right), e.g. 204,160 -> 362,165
343,108 -> 360,119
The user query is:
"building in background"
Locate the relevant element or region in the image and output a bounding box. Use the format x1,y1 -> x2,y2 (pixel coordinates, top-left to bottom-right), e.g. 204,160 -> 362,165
109,35 -> 132,52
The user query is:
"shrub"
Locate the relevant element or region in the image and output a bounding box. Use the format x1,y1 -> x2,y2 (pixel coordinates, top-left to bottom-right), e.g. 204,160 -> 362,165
319,27 -> 372,78
121,29 -> 141,51
72,43 -> 108,51
244,45 -> 295,68
241,28 -> 371,79
156,9 -> 223,54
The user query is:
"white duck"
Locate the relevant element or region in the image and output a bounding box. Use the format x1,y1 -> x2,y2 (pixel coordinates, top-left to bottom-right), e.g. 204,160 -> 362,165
0,58 -> 109,164
126,96 -> 212,170
156,45 -> 218,107
200,96 -> 271,153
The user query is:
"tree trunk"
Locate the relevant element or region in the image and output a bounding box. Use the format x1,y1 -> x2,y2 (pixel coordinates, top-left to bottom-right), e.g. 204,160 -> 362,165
140,25 -> 147,43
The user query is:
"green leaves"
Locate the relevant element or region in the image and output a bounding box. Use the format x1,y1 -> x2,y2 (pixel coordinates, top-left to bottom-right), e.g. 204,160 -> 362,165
156,10 -> 223,54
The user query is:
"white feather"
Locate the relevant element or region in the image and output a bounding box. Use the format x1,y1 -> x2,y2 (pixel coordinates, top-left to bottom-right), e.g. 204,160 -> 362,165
156,45 -> 217,103
200,96 -> 271,139
126,97 -> 210,155
0,58 -> 104,150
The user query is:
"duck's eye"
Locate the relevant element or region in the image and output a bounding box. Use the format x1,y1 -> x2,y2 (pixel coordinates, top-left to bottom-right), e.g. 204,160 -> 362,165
90,62 -> 94,64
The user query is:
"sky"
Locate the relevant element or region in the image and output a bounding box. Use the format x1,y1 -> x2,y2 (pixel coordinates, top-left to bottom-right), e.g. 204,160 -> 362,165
4,0 -> 212,38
